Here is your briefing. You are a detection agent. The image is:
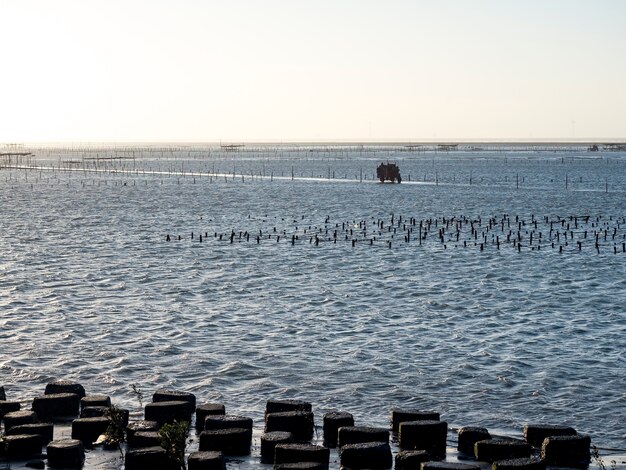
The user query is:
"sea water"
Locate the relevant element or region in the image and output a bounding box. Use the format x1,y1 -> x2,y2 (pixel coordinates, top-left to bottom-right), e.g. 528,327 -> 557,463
0,147 -> 625,467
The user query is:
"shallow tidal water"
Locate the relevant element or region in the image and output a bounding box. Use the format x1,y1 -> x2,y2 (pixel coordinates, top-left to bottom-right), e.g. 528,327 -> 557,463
1,147 -> 625,468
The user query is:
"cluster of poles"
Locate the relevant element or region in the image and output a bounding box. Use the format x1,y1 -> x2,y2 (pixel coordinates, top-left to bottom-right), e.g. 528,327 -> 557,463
168,214 -> 626,255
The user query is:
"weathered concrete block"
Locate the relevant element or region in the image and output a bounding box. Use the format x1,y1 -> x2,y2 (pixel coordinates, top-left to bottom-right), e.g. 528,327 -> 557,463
394,449 -> 430,470
126,420 -> 159,440
492,456 -> 546,470
540,434 -> 590,468
47,439 -> 85,468
80,405 -> 110,418
204,414 -> 253,432
195,403 -> 226,431
6,423 -> 54,443
399,420 -> 447,458
523,424 -> 577,447
339,442 -> 392,469
153,389 -> 197,415
127,430 -> 161,448
45,381 -> 86,398
79,405 -> 128,427
80,395 -> 111,411
24,459 -> 45,469
474,439 -> 531,463
145,400 -> 192,425
261,431 -> 294,464
32,393 -> 80,420
124,446 -> 179,470
265,411 -> 314,441
391,408 -> 440,433
274,443 -> 330,468
3,410 -> 38,433
0,401 -> 21,418
458,426 -> 491,454
337,426 -> 389,447
266,399 -> 312,415
71,416 -> 111,444
421,463 -> 481,470
188,450 -> 226,470
4,434 -> 43,459
199,428 -> 252,456
323,411 -> 354,448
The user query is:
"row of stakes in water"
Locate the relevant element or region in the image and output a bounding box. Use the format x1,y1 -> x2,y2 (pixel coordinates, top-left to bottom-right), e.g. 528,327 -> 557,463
0,382 -> 597,469
166,214 -> 626,254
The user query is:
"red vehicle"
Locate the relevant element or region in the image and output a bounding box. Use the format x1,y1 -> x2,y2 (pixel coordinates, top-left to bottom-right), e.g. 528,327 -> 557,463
377,162 -> 402,183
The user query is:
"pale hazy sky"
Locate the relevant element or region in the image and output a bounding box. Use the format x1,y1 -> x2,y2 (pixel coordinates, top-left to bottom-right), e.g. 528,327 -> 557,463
1,0 -> 625,142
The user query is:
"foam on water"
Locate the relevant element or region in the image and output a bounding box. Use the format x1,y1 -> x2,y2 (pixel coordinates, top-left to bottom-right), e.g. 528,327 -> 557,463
1,149 -> 625,459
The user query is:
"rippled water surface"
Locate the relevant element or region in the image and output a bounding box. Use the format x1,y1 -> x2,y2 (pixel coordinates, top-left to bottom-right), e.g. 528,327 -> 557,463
1,148 -> 625,462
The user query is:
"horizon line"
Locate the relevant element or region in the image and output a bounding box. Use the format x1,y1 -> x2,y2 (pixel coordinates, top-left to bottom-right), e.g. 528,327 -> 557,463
3,137 -> 626,147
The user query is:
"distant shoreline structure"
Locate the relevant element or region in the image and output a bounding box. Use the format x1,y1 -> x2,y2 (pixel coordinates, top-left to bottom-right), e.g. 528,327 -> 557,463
2,138 -> 626,149
3,140 -> 626,154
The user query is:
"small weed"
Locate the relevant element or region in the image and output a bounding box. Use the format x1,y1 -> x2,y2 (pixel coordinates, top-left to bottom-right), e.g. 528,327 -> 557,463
130,384 -> 144,409
104,406 -> 127,455
159,420 -> 189,470
592,445 -> 617,470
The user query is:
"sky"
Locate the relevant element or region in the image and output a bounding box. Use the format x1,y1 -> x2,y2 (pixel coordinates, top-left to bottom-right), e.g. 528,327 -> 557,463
1,0 -> 625,143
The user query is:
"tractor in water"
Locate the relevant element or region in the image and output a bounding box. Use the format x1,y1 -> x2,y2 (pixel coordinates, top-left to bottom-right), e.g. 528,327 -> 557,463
376,162 -> 402,183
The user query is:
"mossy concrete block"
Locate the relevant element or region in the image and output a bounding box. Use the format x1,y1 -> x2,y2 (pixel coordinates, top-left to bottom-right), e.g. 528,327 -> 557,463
422,463 -> 481,470
204,414 -> 253,432
540,434 -> 590,467
196,403 -> 225,431
153,389 -> 197,414
71,416 -> 111,444
45,381 -> 86,398
337,426 -> 389,447
391,409 -> 440,433
492,456 -> 546,470
261,431 -> 294,464
266,399 -> 312,415
6,423 -> 54,443
458,427 -> 491,454
394,449 -> 430,470
265,411 -> 314,441
399,420 -> 448,458
80,395 -> 111,411
523,424 -> 577,447
47,439 -> 85,468
188,450 -> 226,470
323,411 -> 354,448
339,441 -> 392,469
145,400 -> 192,425
126,420 -> 159,440
474,439 -> 531,463
0,401 -> 21,418
125,446 -> 179,470
127,430 -> 161,448
4,434 -> 43,459
199,428 -> 252,456
274,443 -> 330,468
32,393 -> 80,420
3,410 -> 38,433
